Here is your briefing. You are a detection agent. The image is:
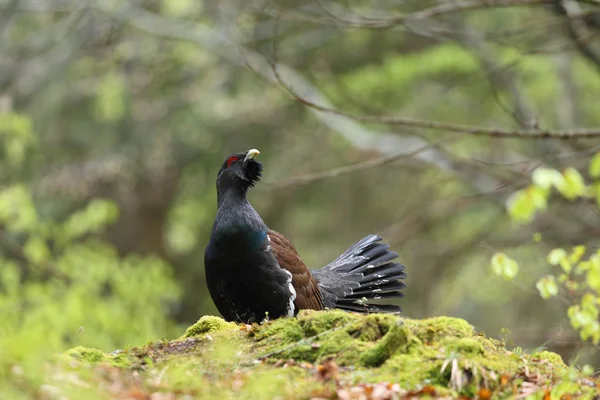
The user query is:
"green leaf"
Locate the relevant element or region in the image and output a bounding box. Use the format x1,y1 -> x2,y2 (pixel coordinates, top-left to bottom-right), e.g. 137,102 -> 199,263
506,189 -> 536,223
581,293 -> 598,312
569,245 -> 586,265
569,307 -> 594,329
506,185 -> 550,223
0,111 -> 34,138
0,185 -> 38,233
586,253 -> 600,276
548,248 -> 572,273
576,260 -> 591,274
582,364 -> 594,376
503,258 -> 519,279
568,297 -> 600,344
491,253 -> 519,280
557,167 -> 587,200
593,182 -> 600,209
60,199 -> 119,243
587,265 -> 600,294
23,236 -> 51,265
590,152 -> 600,178
491,254 -> 503,276
95,73 -> 126,122
527,186 -> 548,211
560,259 -> 572,274
536,275 -> 559,299
532,167 -> 564,190
547,248 -> 567,266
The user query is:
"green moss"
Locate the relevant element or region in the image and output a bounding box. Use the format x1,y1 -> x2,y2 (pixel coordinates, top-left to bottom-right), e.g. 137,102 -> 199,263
531,350 -> 566,367
252,313 -> 485,368
442,337 -> 485,355
248,311 -> 573,394
348,314 -> 395,341
359,320 -> 408,367
298,309 -> 355,336
182,315 -> 237,338
107,351 -> 132,368
236,366 -> 328,399
54,311 -> 586,399
65,346 -> 131,368
376,353 -> 446,389
66,346 -> 106,363
403,316 -> 475,344
251,315 -> 304,343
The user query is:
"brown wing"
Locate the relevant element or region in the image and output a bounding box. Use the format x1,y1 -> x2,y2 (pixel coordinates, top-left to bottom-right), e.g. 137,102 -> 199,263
268,230 -> 324,311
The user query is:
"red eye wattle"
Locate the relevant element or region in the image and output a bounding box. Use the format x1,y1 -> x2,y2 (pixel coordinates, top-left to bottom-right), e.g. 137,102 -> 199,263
227,156 -> 238,167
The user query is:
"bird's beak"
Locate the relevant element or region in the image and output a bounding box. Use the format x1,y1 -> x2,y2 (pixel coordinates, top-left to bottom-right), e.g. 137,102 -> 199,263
244,149 -> 260,162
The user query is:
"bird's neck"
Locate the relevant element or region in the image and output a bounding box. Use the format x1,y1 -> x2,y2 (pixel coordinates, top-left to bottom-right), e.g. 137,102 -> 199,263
216,183 -> 248,207
211,188 -> 267,252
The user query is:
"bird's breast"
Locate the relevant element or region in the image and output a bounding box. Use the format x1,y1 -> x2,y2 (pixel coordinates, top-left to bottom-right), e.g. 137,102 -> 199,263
209,227 -> 267,254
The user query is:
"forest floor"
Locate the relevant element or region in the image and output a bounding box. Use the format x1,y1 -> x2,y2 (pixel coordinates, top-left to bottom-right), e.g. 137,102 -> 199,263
26,310 -> 600,399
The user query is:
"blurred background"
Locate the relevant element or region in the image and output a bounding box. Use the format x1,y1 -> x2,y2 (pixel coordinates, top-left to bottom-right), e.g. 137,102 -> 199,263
2,0 -> 600,370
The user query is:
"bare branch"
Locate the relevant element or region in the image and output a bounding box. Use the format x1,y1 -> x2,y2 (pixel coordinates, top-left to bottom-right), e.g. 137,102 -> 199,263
555,0 -> 600,73
271,69 -> 600,139
266,134 -> 461,188
269,0 -> 600,29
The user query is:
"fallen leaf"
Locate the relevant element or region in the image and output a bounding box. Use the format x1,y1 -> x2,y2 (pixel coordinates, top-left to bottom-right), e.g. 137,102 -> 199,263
477,387 -> 492,400
315,358 -> 339,382
336,388 -> 351,400
421,386 -> 436,396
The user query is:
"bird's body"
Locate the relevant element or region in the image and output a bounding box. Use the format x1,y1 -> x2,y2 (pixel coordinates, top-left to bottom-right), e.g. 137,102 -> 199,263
204,149 -> 407,323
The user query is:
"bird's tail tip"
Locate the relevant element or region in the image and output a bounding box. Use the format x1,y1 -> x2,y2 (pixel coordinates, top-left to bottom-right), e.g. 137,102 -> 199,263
317,234 -> 407,314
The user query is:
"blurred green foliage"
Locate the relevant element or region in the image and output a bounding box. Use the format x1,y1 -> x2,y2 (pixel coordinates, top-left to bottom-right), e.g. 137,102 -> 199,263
497,155 -> 600,344
3,0 -> 600,396
0,112 -> 180,396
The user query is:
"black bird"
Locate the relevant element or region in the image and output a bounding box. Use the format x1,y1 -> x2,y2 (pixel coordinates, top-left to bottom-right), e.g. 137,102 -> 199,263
204,149 -> 407,323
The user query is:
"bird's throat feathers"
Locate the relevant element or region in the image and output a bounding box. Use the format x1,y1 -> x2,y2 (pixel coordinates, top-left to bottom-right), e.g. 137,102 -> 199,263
211,199 -> 268,252
211,223 -> 267,252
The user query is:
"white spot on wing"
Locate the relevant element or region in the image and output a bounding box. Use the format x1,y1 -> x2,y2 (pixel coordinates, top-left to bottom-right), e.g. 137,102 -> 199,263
267,234 -> 296,318
282,269 -> 296,318
266,234 -> 272,252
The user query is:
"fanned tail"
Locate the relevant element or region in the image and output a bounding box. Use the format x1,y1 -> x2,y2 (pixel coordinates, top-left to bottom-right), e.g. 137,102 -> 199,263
312,235 -> 407,313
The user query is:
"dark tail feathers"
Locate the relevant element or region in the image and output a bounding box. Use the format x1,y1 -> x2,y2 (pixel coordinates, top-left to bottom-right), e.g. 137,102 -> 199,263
312,235 -> 407,314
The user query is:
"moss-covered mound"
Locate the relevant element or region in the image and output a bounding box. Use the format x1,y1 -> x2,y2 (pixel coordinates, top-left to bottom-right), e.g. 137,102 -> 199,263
182,315 -> 237,337
62,346 -> 131,368
57,311 -> 598,399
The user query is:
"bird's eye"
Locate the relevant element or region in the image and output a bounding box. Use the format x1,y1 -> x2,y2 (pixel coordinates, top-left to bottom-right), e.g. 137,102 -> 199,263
226,156 -> 238,167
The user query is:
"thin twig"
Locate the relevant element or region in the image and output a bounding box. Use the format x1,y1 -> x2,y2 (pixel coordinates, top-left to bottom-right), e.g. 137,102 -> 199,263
270,60 -> 600,139
265,135 -> 461,188
276,0 -> 598,29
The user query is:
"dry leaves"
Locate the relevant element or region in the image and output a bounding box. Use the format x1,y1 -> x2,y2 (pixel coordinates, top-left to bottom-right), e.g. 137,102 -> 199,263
335,382 -> 403,400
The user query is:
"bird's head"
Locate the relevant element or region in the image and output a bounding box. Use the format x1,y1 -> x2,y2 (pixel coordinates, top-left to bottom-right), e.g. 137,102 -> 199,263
216,149 -> 263,199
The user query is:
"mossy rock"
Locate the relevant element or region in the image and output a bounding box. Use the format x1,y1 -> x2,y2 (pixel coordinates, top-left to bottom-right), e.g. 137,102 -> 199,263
182,315 -> 237,338
64,346 -> 131,368
251,310 -> 482,368
56,311 -> 598,399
